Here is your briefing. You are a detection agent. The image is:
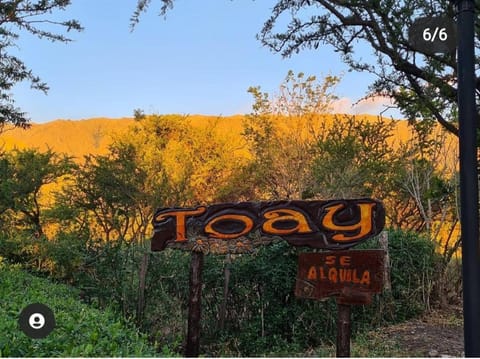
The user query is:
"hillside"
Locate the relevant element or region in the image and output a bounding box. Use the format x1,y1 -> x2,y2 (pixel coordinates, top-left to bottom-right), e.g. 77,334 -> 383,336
0,115 -> 249,159
0,114 -> 456,162
0,117 -> 135,160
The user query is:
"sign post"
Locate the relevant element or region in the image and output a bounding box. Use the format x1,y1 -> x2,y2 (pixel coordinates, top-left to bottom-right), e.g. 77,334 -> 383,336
185,251 -> 204,357
336,303 -> 351,357
295,249 -> 385,356
151,199 -> 385,357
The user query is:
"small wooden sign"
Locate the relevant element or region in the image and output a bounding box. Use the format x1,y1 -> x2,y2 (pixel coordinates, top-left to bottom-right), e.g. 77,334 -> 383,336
295,250 -> 385,304
151,199 -> 385,254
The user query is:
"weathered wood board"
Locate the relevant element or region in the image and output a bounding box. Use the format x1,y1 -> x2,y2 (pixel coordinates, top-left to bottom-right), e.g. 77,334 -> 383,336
152,199 -> 385,254
295,250 -> 385,304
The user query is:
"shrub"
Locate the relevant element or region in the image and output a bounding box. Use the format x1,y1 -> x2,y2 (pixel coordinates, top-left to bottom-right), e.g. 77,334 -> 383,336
0,261 -> 156,357
198,229 -> 439,355
378,229 -> 439,319
0,231 -> 87,282
1,227 -> 439,356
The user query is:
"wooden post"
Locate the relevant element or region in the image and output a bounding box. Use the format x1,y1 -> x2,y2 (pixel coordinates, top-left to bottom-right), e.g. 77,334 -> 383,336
379,231 -> 391,292
218,253 -> 231,331
136,251 -> 149,324
185,251 -> 204,357
336,302 -> 351,357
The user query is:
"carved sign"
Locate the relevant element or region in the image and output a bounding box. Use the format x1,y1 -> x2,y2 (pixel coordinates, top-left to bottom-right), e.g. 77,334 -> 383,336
152,199 -> 385,254
295,250 -> 385,304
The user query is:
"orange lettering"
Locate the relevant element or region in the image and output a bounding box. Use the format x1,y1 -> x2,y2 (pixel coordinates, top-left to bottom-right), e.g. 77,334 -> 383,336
155,207 -> 207,242
360,270 -> 371,285
322,203 -> 376,242
340,256 -> 351,266
352,269 -> 360,283
328,267 -> 338,283
319,267 -> 326,279
307,266 -> 317,280
339,268 -> 352,282
325,255 -> 336,265
205,214 -> 254,239
262,209 -> 313,235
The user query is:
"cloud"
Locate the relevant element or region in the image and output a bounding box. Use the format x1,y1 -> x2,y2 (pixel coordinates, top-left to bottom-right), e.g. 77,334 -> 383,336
330,97 -> 354,114
332,96 -> 402,118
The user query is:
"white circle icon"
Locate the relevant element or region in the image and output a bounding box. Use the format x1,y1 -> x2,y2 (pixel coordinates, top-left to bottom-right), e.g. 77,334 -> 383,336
28,313 -> 46,330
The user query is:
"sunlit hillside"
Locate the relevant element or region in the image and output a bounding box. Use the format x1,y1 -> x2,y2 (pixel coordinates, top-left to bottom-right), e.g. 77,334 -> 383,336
0,117 -> 135,160
0,115 -> 248,160
0,114 -> 457,165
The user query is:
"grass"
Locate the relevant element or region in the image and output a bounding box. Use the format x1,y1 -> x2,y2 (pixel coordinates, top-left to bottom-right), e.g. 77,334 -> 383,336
0,260 -> 157,357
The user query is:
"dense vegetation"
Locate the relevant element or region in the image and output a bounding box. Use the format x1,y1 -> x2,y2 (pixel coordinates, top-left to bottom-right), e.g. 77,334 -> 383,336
0,229 -> 441,356
0,260 -> 155,357
0,72 -> 462,356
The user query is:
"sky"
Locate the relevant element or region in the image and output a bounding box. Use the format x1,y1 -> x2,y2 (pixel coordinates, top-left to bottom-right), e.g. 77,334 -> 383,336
11,0 -> 402,123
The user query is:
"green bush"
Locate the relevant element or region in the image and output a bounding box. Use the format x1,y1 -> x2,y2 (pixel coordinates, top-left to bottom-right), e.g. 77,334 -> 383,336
0,227 -> 439,356
197,229 -> 439,355
0,261 -> 156,357
0,231 -> 87,282
137,249 -> 191,351
384,229 -> 439,318
201,242 -> 338,355
349,228 -> 440,333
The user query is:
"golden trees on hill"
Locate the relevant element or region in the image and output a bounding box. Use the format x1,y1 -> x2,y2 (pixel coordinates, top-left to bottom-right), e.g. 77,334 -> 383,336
0,72 -> 461,267
0,148 -> 74,237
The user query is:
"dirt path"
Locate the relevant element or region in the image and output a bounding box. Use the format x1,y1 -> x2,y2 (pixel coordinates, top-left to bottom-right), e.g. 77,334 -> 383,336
366,306 -> 464,357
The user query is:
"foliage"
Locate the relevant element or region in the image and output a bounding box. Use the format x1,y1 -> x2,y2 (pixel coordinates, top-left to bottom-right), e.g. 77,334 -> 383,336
0,205 -> 443,355
389,124 -> 458,232
119,114 -> 249,205
0,63 -> 463,355
242,70 -> 340,200
385,229 -> 439,316
258,0 -> 478,136
202,230 -> 439,356
0,148 -> 75,236
137,249 -> 191,350
357,230 -> 440,321
119,230 -> 437,356
64,142 -> 149,243
131,0 -> 174,29
0,0 -> 82,131
202,243 -> 337,355
311,115 -> 396,198
384,123 -> 460,303
0,261 -> 156,357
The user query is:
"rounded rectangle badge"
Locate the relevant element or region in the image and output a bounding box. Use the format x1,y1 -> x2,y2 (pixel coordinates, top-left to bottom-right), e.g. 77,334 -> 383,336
408,16 -> 456,55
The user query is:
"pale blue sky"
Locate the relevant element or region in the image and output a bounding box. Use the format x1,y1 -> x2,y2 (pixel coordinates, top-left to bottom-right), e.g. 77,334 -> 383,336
11,0 -> 401,123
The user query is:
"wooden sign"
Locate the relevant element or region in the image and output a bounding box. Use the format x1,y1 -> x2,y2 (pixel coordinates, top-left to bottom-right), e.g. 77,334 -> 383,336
295,250 -> 385,304
152,199 -> 385,254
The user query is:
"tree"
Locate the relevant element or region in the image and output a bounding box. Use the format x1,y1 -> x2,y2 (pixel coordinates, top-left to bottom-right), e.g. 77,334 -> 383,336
130,0 -> 174,29
120,114 -> 250,205
0,0 -> 82,132
133,0 -> 480,137
261,0 -> 480,136
0,148 -> 74,236
242,70 -> 340,200
386,124 -> 460,306
310,114 -> 396,199
67,142 -> 149,243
